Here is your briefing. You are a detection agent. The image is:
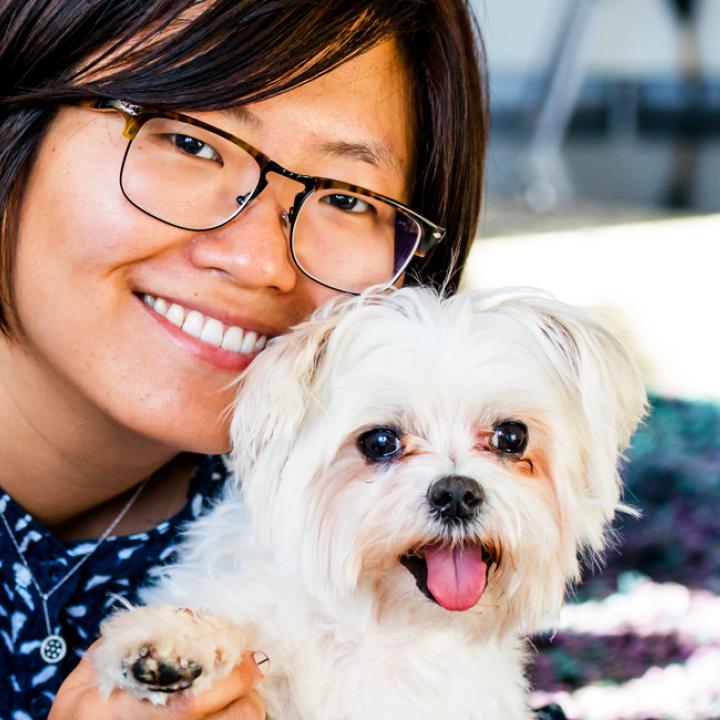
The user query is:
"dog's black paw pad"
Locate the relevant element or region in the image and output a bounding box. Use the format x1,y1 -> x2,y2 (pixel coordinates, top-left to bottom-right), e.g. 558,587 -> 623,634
129,646 -> 202,692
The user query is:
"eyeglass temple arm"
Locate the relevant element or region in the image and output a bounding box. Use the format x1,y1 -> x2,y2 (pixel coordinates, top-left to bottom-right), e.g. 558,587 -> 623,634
415,226 -> 446,258
74,98 -> 142,139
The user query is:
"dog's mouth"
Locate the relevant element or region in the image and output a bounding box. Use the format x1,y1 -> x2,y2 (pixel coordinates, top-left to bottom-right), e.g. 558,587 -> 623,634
399,544 -> 497,612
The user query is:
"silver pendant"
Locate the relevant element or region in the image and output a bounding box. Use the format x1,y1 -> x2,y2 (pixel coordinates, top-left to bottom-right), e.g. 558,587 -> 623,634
40,634 -> 67,663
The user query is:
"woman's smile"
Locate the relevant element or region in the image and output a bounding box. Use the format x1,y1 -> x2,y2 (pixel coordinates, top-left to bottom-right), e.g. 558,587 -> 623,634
137,291 -> 271,372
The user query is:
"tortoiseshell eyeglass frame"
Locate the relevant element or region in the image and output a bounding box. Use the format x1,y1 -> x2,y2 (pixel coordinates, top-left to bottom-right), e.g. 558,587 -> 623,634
74,98 -> 447,294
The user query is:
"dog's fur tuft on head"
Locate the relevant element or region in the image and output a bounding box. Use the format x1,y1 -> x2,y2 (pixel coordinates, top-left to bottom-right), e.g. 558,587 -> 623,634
93,287 -> 646,719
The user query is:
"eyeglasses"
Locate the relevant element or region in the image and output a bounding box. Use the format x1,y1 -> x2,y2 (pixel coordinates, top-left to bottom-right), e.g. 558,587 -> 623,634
76,99 -> 446,294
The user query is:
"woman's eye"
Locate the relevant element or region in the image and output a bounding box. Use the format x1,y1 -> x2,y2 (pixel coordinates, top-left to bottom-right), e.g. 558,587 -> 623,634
321,193 -> 373,214
170,134 -> 222,163
357,428 -> 402,462
490,421 -> 528,456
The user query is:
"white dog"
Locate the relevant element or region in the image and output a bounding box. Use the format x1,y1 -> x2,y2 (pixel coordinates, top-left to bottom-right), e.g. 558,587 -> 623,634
92,287 -> 646,719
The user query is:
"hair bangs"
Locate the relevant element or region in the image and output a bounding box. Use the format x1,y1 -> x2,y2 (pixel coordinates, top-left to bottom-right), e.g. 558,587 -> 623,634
64,1 -> 418,110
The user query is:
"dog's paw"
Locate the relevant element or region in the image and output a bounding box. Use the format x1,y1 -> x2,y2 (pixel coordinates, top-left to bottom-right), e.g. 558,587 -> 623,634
125,643 -> 203,692
90,604 -> 245,705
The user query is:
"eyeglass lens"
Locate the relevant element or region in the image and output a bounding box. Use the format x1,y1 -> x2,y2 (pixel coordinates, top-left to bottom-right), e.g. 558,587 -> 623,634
120,117 -> 423,293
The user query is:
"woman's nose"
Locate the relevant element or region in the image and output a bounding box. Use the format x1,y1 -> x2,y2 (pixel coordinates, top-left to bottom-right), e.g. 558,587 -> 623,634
186,193 -> 298,293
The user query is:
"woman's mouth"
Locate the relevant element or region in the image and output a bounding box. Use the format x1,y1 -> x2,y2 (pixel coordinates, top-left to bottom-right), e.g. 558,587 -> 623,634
138,293 -> 271,371
141,293 -> 268,353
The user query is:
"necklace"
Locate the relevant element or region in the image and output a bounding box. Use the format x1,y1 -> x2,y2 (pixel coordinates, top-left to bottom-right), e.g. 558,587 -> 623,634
0,479 -> 148,663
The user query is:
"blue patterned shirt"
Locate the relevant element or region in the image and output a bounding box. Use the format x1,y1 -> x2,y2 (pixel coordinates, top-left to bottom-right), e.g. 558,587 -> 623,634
0,454 -> 566,720
0,454 -> 228,719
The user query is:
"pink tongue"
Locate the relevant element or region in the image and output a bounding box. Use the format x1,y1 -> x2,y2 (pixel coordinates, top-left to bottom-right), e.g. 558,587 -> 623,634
424,545 -> 488,611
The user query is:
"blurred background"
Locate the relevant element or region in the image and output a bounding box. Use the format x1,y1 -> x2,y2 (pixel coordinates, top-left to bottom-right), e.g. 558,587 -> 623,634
463,1 -> 720,718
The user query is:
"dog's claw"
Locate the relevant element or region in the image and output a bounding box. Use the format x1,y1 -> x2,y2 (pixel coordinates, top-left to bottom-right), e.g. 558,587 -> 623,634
128,646 -> 203,692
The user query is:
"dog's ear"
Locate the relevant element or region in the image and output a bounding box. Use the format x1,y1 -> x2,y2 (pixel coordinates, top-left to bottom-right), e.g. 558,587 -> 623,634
229,288 -> 403,484
477,290 -> 648,552
534,295 -> 647,551
229,310 -> 339,484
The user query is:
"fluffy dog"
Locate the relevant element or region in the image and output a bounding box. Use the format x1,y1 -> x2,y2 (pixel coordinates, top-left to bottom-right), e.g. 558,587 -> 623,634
92,287 -> 647,719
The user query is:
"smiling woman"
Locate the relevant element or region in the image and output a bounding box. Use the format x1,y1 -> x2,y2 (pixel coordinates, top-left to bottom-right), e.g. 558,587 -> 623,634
0,1 -> 487,717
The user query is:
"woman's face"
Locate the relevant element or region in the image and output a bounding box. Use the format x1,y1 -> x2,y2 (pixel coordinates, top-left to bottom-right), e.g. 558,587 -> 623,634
13,40 -> 413,454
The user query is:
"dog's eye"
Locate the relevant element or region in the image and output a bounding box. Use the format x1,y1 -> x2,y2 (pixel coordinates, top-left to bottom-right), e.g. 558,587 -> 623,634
491,421 -> 528,455
357,428 -> 402,462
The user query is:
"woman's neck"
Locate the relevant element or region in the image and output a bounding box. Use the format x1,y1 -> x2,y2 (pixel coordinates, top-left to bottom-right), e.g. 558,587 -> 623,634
0,337 -> 185,533
49,453 -> 198,541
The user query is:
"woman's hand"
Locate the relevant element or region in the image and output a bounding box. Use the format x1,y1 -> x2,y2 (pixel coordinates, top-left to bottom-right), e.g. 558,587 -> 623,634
48,644 -> 265,720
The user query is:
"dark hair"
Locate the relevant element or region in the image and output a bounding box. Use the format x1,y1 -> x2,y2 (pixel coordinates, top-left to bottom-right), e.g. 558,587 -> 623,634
0,0 -> 488,334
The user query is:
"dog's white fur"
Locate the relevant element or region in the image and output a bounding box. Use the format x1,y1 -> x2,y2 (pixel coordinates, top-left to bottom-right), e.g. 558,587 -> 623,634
92,287 -> 647,719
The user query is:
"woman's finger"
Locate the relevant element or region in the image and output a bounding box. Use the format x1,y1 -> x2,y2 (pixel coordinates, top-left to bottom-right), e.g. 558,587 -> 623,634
167,652 -> 265,719
203,689 -> 265,720
49,652 -> 171,720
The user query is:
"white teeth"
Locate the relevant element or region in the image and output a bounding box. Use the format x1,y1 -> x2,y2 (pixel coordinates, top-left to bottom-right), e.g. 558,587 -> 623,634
221,326 -> 244,352
142,293 -> 268,355
182,310 -> 205,338
166,303 -> 185,328
200,318 -> 224,347
240,330 -> 257,354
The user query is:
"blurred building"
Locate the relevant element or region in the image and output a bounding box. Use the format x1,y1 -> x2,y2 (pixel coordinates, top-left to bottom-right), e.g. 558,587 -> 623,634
466,0 -> 720,401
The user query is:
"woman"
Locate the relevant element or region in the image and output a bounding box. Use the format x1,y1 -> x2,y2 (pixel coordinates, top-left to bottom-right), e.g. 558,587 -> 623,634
0,0 -> 486,717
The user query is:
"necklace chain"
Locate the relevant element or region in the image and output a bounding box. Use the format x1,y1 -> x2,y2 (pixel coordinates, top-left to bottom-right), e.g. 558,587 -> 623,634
0,478 -> 149,662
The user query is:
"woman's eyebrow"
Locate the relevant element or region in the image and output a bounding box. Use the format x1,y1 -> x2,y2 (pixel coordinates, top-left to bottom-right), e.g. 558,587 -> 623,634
218,107 -> 403,174
219,105 -> 263,129
316,138 -> 403,173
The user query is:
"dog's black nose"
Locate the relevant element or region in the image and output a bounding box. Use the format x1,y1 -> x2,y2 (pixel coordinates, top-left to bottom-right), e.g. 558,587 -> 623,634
427,475 -> 484,521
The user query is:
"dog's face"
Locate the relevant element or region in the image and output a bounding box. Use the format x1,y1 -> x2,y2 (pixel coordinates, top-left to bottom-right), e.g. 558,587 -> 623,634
231,288 -> 646,634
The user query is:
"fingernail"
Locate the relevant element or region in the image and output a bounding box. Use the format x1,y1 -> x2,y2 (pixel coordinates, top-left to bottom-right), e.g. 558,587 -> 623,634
252,651 -> 270,674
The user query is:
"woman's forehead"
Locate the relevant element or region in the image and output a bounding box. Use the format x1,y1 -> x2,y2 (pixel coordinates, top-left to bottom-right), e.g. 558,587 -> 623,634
215,103 -> 405,178
214,40 -> 414,186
